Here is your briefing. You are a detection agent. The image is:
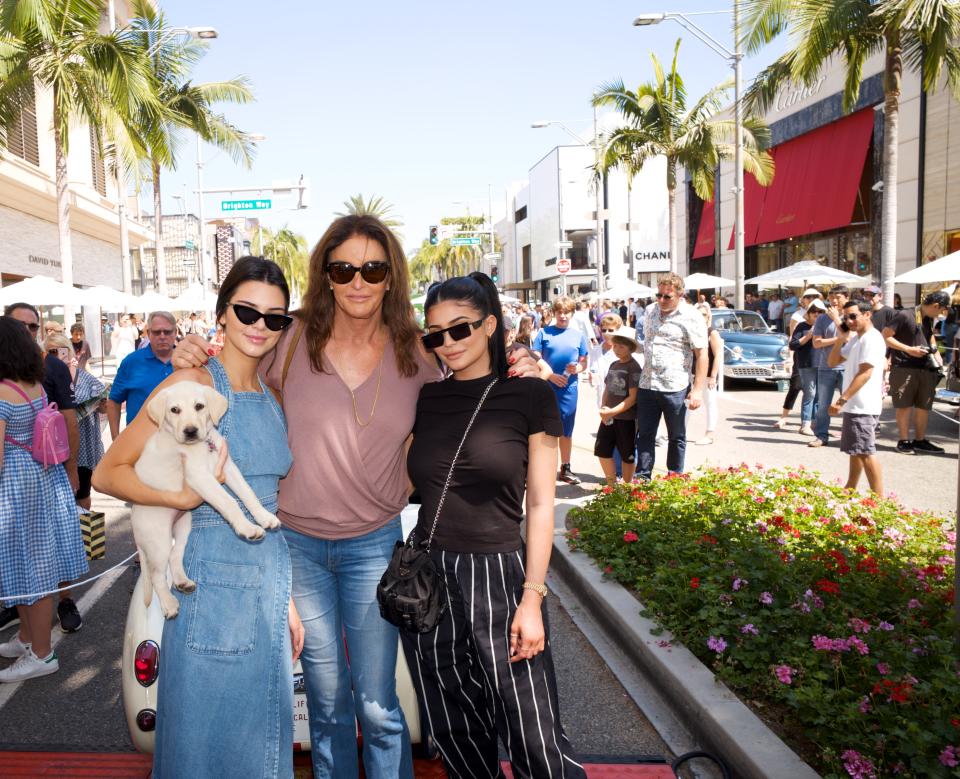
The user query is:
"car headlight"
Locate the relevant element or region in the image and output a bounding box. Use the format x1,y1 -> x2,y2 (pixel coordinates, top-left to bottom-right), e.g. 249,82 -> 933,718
779,346 -> 790,360
730,346 -> 743,360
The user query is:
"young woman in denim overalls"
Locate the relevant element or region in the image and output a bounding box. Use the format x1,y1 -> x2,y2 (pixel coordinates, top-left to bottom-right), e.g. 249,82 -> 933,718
95,257 -> 303,778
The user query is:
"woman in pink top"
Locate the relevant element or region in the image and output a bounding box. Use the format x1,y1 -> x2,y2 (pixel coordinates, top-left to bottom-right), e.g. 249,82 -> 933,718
174,215 -> 536,778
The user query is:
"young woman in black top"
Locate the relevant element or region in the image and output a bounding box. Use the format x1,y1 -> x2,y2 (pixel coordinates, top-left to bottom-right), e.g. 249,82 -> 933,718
404,272 -> 586,779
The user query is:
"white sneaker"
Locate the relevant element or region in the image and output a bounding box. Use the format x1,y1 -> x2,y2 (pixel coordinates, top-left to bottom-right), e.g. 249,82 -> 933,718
0,649 -> 59,683
772,418 -> 788,429
799,425 -> 814,436
0,634 -> 30,659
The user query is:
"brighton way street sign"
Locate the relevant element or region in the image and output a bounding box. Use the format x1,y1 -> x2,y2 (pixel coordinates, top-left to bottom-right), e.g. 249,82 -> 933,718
221,199 -> 272,212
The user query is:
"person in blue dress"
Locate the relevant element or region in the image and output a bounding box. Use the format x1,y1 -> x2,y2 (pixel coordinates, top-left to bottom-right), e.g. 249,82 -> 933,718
0,316 -> 88,683
94,257 -> 303,778
532,296 -> 589,485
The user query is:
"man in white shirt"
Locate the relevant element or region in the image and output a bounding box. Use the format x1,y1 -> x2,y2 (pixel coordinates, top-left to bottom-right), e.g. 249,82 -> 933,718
767,293 -> 785,331
827,300 -> 887,496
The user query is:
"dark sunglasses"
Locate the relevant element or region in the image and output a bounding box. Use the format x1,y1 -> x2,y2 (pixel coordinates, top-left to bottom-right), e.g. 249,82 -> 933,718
24,322 -> 40,332
655,293 -> 675,300
601,328 -> 617,333
421,319 -> 483,351
326,261 -> 390,285
231,303 -> 293,332
844,313 -> 860,321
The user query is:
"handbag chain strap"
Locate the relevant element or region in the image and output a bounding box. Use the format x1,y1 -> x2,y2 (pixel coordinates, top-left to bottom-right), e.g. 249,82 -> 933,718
422,377 -> 497,552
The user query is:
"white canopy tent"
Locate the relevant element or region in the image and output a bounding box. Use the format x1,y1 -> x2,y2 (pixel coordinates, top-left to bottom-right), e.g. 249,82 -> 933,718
747,260 -> 871,289
129,291 -> 176,313
0,275 -> 91,308
684,272 -> 735,289
599,282 -> 656,300
170,283 -> 212,313
892,249 -> 960,285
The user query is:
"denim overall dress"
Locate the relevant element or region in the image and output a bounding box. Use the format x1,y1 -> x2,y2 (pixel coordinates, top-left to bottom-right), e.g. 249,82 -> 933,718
153,359 -> 294,779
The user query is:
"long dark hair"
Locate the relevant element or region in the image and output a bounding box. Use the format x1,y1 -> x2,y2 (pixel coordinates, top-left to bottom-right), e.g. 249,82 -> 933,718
424,272 -> 507,378
300,215 -> 421,377
0,316 -> 44,384
216,256 -> 291,326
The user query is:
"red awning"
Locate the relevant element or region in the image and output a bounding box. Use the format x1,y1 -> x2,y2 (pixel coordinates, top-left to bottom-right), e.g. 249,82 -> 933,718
691,196 -> 715,259
729,107 -> 874,248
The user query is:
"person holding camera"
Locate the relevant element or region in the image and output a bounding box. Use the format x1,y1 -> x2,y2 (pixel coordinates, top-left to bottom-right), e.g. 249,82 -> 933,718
809,286 -> 849,447
826,300 -> 887,495
881,290 -> 948,454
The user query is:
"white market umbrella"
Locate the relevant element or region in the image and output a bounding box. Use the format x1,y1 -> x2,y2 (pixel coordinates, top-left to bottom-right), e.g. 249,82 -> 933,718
685,272 -> 735,289
80,285 -> 137,311
129,290 -> 175,313
498,293 -> 522,304
892,250 -> 960,285
0,274 -> 90,307
170,283 -> 211,312
747,260 -> 870,289
599,282 -> 656,300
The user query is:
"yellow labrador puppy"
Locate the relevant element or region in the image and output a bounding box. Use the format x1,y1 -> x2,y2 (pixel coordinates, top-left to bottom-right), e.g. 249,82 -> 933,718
133,381 -> 281,618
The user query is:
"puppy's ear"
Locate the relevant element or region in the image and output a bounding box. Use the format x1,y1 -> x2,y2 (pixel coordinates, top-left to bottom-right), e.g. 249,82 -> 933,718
145,390 -> 168,427
203,386 -> 229,425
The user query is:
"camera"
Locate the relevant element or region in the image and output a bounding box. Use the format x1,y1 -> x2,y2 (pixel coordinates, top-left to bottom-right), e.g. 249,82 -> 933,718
839,321 -> 849,333
925,345 -> 945,378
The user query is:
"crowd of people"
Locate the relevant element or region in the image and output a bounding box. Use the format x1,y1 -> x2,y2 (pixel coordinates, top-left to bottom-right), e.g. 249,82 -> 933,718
1,213 -> 955,777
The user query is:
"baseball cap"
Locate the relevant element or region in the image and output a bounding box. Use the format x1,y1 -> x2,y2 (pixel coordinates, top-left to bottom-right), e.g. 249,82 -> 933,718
808,299 -> 827,311
863,285 -> 882,295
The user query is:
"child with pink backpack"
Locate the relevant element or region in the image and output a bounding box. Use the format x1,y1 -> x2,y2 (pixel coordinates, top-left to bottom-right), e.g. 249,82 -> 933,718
0,316 -> 88,683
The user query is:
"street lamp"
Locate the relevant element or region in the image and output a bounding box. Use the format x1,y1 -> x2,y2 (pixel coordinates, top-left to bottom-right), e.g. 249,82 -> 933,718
531,109 -> 605,295
633,4 -> 746,309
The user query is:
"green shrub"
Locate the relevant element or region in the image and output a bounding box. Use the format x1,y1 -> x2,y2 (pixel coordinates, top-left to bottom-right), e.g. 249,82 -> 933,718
568,465 -> 959,778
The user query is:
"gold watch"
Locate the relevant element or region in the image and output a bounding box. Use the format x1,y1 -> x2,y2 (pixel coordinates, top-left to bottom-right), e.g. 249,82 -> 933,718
522,582 -> 548,598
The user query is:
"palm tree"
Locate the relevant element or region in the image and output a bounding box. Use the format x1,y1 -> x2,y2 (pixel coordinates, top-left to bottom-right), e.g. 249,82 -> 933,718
741,0 -> 960,303
127,0 -> 255,294
593,39 -> 774,273
253,225 -> 309,298
0,0 -> 157,300
335,193 -> 404,233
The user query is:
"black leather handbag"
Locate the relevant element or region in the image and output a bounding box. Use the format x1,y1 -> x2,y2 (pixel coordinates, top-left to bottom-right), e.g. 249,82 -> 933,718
377,378 -> 497,633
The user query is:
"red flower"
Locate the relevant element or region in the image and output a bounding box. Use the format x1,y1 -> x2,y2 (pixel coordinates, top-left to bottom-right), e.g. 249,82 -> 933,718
602,486 -> 614,494
861,497 -> 878,509
816,579 -> 841,596
697,534 -> 719,545
690,577 -> 701,589
623,530 -> 639,543
856,556 -> 880,575
604,565 -> 613,574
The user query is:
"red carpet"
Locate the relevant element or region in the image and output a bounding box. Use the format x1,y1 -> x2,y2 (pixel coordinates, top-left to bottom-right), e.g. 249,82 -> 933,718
0,751 -> 675,778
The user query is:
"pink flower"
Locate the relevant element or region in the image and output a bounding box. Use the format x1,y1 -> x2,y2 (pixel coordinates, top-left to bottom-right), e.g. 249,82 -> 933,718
858,696 -> 871,714
846,636 -> 870,655
707,636 -> 727,654
732,578 -> 747,591
940,746 -> 959,768
774,665 -> 794,684
907,598 -> 921,609
740,623 -> 759,636
760,591 -> 774,605
875,663 -> 890,675
623,530 -> 639,543
878,621 -> 894,631
841,749 -> 877,779
848,618 -> 871,634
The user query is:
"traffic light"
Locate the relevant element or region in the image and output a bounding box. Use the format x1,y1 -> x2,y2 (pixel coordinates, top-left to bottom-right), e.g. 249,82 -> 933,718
491,264 -> 499,282
429,225 -> 439,245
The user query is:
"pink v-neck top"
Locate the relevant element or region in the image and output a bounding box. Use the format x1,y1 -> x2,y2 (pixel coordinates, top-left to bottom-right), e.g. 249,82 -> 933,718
265,319 -> 442,539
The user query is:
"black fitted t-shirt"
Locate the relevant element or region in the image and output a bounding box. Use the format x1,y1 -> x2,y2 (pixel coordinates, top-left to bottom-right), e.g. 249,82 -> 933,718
407,374 -> 562,554
884,310 -> 928,368
42,353 -> 76,410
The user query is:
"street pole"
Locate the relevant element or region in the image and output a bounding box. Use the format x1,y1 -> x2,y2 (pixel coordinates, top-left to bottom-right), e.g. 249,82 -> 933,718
488,183 -> 495,280
594,102 -> 604,295
196,135 -> 209,312
733,0 -> 746,310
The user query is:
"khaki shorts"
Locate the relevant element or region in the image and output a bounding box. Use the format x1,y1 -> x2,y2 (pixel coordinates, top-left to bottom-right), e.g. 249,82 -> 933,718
889,367 -> 938,410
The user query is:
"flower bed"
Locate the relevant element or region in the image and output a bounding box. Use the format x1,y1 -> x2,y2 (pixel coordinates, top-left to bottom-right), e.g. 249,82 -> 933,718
567,465 -> 959,779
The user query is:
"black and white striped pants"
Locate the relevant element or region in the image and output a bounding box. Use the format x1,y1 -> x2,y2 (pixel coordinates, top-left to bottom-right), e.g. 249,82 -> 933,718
400,548 -> 586,779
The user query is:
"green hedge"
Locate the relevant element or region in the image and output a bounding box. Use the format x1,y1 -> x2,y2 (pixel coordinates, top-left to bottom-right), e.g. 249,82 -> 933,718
567,465 -> 959,779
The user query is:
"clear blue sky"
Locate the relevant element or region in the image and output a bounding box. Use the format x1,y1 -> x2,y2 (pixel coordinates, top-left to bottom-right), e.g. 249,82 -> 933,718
153,1 -> 785,253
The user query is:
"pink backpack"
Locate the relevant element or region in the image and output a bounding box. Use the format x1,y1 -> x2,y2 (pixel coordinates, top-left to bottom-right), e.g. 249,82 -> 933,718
2,380 -> 71,468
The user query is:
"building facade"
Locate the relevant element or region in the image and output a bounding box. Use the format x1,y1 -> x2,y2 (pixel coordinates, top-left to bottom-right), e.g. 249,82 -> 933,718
680,51 -> 959,304
139,214 -> 203,297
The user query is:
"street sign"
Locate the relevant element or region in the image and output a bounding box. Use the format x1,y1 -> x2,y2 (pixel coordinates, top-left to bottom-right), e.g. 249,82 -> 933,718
184,239 -> 195,250
451,236 -> 482,246
556,240 -> 573,249
484,252 -> 502,261
557,258 -> 572,274
221,199 -> 272,212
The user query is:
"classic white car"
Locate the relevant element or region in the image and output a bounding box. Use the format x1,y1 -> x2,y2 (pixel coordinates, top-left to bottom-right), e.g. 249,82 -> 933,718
122,506 -> 424,753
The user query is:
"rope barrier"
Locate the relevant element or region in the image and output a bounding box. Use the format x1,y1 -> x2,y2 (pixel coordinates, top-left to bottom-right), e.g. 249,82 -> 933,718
1,550 -> 139,605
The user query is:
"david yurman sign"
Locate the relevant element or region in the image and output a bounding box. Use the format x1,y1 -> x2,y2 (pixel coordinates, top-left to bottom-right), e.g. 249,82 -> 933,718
28,254 -> 61,268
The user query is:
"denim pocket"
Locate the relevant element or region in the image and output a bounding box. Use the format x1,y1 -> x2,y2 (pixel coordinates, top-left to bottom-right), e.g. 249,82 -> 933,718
186,560 -> 263,655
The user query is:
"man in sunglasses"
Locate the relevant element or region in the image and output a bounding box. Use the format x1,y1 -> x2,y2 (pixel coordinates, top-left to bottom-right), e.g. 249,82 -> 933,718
826,300 -> 886,495
107,311 -> 177,440
635,273 -> 708,480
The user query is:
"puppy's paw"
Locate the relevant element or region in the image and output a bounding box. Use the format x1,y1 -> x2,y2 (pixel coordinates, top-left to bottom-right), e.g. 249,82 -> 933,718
255,511 -> 281,530
160,596 -> 180,619
238,523 -> 266,541
174,578 -> 197,593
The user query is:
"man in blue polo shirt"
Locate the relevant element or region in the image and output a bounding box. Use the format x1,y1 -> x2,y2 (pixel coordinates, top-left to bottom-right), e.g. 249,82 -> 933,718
107,311 -> 177,439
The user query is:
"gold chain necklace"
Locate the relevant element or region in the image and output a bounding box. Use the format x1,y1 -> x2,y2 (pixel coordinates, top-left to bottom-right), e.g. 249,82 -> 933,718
350,353 -> 384,427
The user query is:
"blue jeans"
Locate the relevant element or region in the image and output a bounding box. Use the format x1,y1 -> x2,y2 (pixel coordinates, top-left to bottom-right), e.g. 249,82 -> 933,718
636,386 -> 688,479
798,367 -> 819,424
284,518 -> 414,779
813,368 -> 843,442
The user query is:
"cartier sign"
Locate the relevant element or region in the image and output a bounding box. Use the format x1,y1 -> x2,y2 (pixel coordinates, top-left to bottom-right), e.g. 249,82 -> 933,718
774,76 -> 827,113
